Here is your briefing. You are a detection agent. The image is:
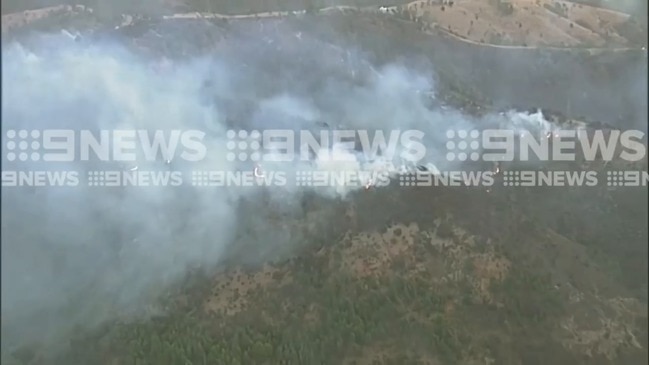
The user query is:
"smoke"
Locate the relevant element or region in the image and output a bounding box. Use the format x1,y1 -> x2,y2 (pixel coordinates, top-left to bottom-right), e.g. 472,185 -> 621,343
1,23 -> 576,354
1,34 -> 242,352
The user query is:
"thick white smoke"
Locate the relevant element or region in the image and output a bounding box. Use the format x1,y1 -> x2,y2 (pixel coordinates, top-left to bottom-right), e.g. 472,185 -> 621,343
1,35 -> 244,352
1,29 -> 568,353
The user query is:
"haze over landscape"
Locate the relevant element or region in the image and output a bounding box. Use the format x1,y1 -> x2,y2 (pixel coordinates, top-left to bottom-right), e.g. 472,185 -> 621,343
1,1 -> 647,364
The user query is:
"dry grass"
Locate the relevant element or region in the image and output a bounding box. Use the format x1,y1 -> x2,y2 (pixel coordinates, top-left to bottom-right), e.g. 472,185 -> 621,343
3,0 -> 641,49
560,295 -> 646,359
407,0 -> 634,47
1,5 -> 75,33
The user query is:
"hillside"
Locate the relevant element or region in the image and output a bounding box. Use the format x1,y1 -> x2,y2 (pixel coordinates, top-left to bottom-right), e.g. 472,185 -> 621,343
403,0 -> 646,47
1,2 -> 647,365
2,1 -> 647,48
27,165 -> 648,364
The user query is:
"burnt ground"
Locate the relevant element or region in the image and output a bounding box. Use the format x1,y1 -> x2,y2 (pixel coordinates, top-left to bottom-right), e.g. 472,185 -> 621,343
2,8 -> 648,365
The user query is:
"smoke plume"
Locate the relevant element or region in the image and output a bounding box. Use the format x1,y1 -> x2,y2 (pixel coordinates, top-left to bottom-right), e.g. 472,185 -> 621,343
0,19 -> 595,355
